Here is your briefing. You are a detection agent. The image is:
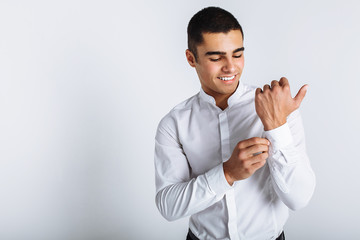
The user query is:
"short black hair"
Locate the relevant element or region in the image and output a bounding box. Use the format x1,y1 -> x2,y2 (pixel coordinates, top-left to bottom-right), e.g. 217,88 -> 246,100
187,7 -> 243,61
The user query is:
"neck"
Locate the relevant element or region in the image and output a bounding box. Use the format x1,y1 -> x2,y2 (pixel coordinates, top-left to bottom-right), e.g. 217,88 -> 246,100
201,90 -> 232,110
201,83 -> 239,110
215,96 -> 229,110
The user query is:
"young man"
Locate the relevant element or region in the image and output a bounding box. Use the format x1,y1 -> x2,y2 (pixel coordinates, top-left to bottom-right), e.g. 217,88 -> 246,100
154,7 -> 315,240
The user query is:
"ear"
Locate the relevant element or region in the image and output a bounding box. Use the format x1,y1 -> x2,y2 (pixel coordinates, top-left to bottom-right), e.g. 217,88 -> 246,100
185,49 -> 196,67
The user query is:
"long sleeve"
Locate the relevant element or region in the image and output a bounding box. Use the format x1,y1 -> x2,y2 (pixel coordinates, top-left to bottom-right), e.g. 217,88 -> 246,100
264,109 -> 316,210
154,122 -> 232,221
154,85 -> 316,239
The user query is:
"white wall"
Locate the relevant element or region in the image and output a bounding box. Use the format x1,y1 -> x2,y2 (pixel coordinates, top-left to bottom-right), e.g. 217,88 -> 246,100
0,0 -> 359,239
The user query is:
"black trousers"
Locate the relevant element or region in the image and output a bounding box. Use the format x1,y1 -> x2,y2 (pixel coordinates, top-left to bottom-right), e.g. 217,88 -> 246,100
186,229 -> 285,240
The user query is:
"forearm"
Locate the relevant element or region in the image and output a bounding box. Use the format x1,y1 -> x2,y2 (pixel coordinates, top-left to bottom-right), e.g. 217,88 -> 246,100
265,116 -> 316,210
155,163 -> 231,221
156,179 -> 213,222
267,149 -> 316,210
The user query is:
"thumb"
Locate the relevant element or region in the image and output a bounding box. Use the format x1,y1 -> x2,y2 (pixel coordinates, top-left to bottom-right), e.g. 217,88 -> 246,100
294,84 -> 308,107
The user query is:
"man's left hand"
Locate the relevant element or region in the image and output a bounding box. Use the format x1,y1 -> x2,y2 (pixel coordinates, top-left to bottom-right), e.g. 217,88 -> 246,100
255,77 -> 308,131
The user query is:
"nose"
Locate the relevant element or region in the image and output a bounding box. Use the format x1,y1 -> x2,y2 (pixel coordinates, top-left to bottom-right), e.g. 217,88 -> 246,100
222,58 -> 236,73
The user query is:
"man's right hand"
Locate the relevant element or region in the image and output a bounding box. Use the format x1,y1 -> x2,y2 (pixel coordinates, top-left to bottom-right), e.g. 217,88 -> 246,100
223,137 -> 270,186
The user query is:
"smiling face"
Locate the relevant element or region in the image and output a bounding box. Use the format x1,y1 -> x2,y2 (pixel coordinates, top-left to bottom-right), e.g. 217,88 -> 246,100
186,30 -> 244,109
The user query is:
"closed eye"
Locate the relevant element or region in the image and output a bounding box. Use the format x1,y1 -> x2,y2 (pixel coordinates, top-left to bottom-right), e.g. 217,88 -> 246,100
210,58 -> 221,62
233,54 -> 242,58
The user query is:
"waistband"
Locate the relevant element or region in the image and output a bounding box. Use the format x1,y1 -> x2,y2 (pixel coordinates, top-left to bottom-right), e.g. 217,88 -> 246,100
187,229 -> 285,240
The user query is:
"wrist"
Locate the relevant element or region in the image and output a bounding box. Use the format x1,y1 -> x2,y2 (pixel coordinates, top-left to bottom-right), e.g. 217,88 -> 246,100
263,118 -> 287,131
223,162 -> 234,186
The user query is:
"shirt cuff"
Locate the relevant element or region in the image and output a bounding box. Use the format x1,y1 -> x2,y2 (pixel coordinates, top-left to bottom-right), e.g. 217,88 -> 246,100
264,122 -> 293,150
205,163 -> 233,195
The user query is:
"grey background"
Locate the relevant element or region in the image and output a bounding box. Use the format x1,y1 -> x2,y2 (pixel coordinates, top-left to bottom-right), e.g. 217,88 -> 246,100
1,0 -> 359,239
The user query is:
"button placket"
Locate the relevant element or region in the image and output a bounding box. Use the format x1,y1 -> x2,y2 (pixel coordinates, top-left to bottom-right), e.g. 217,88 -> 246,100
219,112 -> 240,239
218,112 -> 231,162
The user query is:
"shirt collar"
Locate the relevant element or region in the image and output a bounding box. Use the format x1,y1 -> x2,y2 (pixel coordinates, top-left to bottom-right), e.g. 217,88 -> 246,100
199,81 -> 245,108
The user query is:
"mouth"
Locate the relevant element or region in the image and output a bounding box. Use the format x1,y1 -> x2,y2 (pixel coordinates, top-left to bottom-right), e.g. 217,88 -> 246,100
217,74 -> 236,82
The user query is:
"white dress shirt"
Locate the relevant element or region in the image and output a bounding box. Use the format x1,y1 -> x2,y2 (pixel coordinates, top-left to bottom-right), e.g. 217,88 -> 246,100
154,81 -> 316,240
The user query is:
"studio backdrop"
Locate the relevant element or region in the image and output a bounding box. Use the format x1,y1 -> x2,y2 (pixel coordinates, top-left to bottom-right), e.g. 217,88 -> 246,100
0,0 -> 359,239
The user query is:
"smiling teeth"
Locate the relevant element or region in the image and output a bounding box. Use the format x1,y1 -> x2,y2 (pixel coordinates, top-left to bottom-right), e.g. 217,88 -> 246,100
219,75 -> 235,81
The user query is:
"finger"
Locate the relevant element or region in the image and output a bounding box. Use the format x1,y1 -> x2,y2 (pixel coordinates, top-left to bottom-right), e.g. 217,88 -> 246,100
246,144 -> 269,157
279,77 -> 289,87
251,158 -> 267,170
255,88 -> 262,95
238,137 -> 270,149
250,152 -> 268,165
294,84 -> 308,107
271,80 -> 279,88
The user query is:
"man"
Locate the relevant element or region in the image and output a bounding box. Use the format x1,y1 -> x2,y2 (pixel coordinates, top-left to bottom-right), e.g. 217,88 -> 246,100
154,6 -> 315,240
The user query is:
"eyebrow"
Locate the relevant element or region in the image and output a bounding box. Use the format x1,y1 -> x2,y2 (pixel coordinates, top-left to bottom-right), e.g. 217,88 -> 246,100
205,47 -> 245,56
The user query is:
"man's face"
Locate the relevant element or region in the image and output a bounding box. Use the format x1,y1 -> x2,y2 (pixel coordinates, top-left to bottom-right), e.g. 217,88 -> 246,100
186,30 -> 244,102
